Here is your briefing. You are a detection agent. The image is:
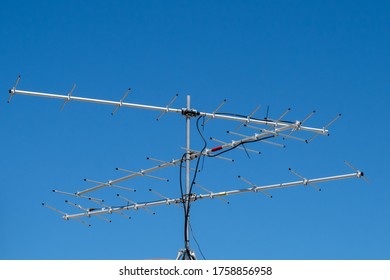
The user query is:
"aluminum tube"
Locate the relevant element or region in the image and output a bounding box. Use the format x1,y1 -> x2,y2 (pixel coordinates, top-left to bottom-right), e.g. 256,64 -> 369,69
196,172 -> 360,200
185,95 -> 191,250
13,89 -> 182,113
14,89 -> 326,133
65,172 -> 361,220
205,124 -> 293,155
201,111 -> 328,135
77,158 -> 183,195
253,172 -> 360,192
65,197 -> 182,220
304,173 -> 360,184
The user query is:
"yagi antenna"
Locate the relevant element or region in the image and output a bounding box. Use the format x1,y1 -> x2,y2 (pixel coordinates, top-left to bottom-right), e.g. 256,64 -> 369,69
8,76 -> 366,260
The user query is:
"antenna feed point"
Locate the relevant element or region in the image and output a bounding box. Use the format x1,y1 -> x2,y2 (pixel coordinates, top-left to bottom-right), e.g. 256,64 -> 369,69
182,108 -> 199,118
294,120 -> 302,130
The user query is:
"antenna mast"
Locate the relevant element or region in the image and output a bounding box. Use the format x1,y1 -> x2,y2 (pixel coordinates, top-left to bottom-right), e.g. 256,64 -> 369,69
179,95 -> 197,260
7,75 -> 366,260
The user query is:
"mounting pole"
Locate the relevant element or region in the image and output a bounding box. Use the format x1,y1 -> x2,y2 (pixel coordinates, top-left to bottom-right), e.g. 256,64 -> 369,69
177,95 -> 197,260
185,95 -> 191,255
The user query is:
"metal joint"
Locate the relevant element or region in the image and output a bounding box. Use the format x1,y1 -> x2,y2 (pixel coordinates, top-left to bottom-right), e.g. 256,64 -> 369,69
295,120 -> 302,130
181,108 -> 199,117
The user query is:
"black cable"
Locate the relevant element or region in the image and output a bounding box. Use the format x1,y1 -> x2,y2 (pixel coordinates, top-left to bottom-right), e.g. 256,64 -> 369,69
216,112 -> 250,118
242,143 -> 250,159
208,135 -> 275,158
179,116 -> 208,259
189,116 -> 208,191
179,152 -> 191,258
204,110 -> 288,159
190,222 -> 206,260
179,153 -> 187,201
181,113 -> 275,258
186,116 -> 207,259
178,111 -> 285,258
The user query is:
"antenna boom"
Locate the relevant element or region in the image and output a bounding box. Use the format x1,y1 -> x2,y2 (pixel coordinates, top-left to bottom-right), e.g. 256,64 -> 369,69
63,171 -> 363,220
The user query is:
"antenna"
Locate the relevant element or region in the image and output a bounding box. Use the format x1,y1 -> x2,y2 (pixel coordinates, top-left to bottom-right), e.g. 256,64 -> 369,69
7,76 -> 366,260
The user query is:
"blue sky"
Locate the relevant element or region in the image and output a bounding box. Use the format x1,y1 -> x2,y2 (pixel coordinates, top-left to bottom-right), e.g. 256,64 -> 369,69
0,0 -> 389,260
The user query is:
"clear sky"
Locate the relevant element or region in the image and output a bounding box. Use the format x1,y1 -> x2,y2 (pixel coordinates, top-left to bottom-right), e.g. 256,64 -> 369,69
0,0 -> 389,260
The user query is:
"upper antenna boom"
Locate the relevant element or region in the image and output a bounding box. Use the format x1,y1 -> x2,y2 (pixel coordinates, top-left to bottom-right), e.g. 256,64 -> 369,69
9,86 -> 329,135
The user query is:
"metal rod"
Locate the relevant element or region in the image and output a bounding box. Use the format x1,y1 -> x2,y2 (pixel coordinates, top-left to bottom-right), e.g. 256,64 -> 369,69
325,114 -> 342,129
238,176 -> 272,198
301,110 -> 316,125
7,75 -> 21,103
64,197 -> 182,219
11,89 -> 329,135
149,188 -> 182,208
156,93 -> 179,120
117,168 -> 169,182
42,203 -> 67,216
194,182 -> 229,204
91,200 -> 131,219
277,108 -> 291,122
237,105 -> 260,129
197,172 -> 361,199
203,99 -> 227,125
52,189 -> 104,202
77,157 -> 183,195
12,89 -> 182,114
63,171 -> 362,220
185,95 -> 191,253
112,88 -> 131,115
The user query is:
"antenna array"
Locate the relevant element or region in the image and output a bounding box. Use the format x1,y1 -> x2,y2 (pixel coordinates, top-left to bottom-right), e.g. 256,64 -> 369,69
8,75 -> 366,260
